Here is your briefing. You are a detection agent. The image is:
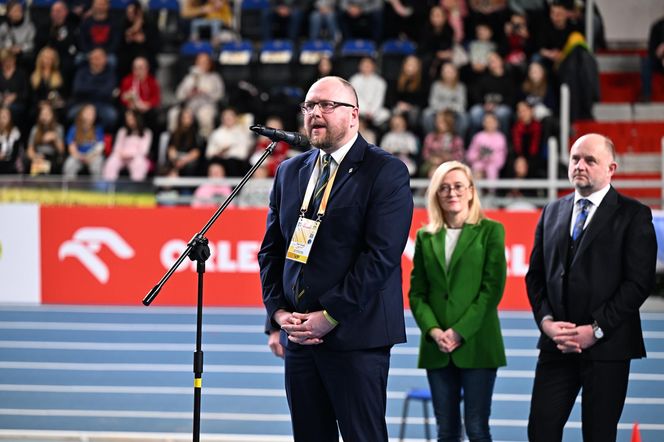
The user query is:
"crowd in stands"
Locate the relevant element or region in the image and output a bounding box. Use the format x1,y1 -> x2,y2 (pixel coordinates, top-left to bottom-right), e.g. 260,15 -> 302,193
0,0 -> 657,205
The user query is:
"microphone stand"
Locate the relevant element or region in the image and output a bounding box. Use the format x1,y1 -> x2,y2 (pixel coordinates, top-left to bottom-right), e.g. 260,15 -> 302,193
142,141 -> 277,442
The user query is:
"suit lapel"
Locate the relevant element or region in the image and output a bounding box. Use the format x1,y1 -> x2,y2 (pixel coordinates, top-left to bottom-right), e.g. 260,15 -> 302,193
429,229 -> 447,275
556,194 -> 575,265
329,135 -> 367,201
448,224 -> 479,274
571,186 -> 619,265
298,150 -> 318,206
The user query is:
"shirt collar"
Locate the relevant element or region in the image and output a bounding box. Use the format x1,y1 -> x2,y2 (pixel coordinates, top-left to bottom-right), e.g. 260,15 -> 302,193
319,133 -> 358,166
574,183 -> 611,208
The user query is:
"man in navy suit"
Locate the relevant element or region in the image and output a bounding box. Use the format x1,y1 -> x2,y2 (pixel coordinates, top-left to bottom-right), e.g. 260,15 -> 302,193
526,133 -> 657,441
258,76 -> 413,441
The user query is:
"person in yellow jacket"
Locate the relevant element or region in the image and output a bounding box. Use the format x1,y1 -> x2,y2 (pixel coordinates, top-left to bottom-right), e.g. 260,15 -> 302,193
409,160 -> 507,442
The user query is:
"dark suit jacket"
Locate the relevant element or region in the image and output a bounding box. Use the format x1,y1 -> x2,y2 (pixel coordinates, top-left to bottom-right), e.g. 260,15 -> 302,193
526,186 -> 656,360
258,134 -> 414,351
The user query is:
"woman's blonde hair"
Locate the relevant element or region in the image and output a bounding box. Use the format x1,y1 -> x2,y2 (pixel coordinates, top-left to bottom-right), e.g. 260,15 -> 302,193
426,161 -> 484,233
31,47 -> 63,90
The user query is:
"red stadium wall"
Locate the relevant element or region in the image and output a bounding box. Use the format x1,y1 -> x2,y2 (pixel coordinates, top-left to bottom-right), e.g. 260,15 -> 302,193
40,207 -> 539,310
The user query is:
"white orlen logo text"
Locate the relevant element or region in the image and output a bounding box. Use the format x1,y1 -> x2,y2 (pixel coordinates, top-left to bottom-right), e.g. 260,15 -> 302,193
58,227 -> 135,283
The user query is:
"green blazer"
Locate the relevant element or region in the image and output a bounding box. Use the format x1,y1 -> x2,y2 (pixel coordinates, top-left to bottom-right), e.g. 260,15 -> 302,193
409,218 -> 507,369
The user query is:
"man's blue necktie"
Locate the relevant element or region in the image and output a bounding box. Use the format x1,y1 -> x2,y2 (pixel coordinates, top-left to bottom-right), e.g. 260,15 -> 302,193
572,199 -> 591,241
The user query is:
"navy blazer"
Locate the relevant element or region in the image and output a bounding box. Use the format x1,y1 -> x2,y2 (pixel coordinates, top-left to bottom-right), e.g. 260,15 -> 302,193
526,186 -> 656,360
258,134 -> 414,351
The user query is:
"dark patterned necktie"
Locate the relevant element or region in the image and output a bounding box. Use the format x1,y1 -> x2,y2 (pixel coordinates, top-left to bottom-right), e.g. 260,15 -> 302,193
572,199 -> 591,241
308,153 -> 332,218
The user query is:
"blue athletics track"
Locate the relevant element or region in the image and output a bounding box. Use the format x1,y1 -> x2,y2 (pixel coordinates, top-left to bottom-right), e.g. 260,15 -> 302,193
0,305 -> 663,442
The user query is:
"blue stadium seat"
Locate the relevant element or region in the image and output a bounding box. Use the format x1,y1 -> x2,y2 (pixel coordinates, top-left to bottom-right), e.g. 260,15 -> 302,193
239,0 -> 269,41
257,39 -> 294,92
219,40 -> 255,90
398,388 -> 433,442
298,39 -> 334,65
380,39 -> 417,85
180,41 -> 214,57
337,39 -> 376,80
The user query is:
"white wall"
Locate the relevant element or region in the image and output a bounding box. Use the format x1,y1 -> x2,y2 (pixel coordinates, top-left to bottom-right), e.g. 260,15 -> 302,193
596,0 -> 664,44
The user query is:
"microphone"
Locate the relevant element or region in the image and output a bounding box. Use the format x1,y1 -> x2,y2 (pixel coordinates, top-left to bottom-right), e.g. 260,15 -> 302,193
250,125 -> 310,148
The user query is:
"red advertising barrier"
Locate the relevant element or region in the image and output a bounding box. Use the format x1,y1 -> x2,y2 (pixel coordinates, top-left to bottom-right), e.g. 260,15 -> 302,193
41,207 -> 540,309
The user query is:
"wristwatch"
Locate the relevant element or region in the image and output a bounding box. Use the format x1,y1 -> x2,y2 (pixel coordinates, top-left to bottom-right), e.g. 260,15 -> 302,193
592,321 -> 604,339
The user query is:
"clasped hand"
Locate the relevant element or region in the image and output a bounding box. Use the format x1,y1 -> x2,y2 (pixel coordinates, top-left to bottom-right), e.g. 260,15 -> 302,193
541,320 -> 596,353
275,310 -> 336,345
430,327 -> 463,353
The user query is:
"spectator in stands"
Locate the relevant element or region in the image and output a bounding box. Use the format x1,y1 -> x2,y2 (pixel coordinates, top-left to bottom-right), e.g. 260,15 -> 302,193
641,16 -> 664,102
469,22 -> 497,76
537,1 -> 579,67
117,0 -> 160,79
182,0 -> 233,42
309,0 -> 340,42
235,163 -> 271,207
0,0 -> 36,67
468,52 -> 515,136
418,5 -> 455,81
521,60 -> 556,120
63,104 -> 105,179
0,49 -> 28,124
206,107 -> 253,177
261,0 -> 308,42
466,112 -> 507,184
26,102 -> 66,176
68,48 -> 118,130
349,57 -> 390,129
422,62 -> 468,137
119,56 -> 162,136
389,55 -> 426,132
166,107 -> 204,177
502,11 -> 531,72
103,109 -> 152,182
358,115 -> 377,145
29,47 -> 67,121
250,115 -> 292,177
557,31 -> 599,121
509,100 -> 543,178
383,0 -> 426,42
0,107 -> 22,174
421,110 -> 465,177
380,113 -> 419,176
440,0 -> 466,44
78,0 -> 122,65
466,0 -> 510,40
170,52 -> 225,137
339,0 -> 383,43
191,161 -> 232,208
34,1 -> 78,83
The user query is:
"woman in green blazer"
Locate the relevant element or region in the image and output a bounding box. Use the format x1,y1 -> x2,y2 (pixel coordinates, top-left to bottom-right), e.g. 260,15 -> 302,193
409,161 -> 507,442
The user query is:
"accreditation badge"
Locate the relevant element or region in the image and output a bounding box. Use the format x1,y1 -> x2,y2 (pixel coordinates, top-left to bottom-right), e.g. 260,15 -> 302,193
286,216 -> 321,264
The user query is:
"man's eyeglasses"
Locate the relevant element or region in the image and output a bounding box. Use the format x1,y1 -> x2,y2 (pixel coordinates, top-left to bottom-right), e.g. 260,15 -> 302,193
437,184 -> 471,196
300,100 -> 356,114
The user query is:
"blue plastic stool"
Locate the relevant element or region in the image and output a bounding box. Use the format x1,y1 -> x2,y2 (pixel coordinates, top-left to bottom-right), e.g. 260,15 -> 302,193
399,388 -> 433,441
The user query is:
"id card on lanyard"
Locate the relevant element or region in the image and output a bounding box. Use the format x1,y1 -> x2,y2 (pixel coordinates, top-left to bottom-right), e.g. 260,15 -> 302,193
286,158 -> 338,264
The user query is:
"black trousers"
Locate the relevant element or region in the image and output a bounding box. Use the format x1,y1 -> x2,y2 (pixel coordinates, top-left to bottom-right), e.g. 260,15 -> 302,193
528,352 -> 631,442
284,345 -> 391,442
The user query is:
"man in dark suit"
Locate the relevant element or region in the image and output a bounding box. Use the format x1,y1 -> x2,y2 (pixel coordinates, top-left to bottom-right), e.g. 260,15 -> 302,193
525,133 -> 657,441
258,76 -> 413,441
